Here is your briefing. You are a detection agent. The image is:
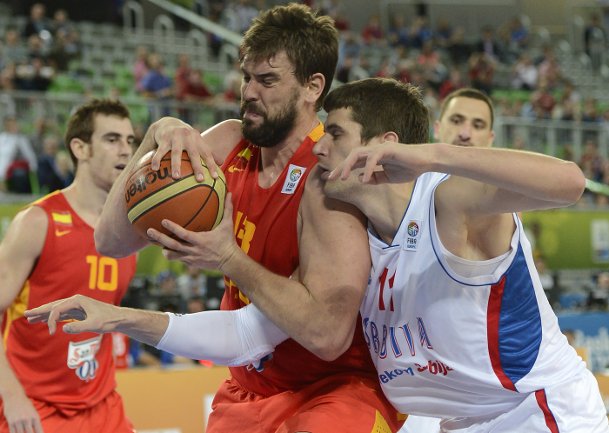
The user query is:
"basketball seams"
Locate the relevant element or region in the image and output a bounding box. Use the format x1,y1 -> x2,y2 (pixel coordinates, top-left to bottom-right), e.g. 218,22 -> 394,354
182,187 -> 216,229
127,175 -> 212,223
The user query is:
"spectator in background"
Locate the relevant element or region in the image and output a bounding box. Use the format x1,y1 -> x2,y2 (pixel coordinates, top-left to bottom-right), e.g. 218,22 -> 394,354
0,115 -> 37,193
536,47 -> 562,90
446,26 -> 471,65
22,3 -> 52,41
177,69 -> 214,123
409,15 -> 433,49
50,9 -> 74,37
584,12 -> 606,62
132,45 -> 150,93
587,271 -> 609,310
579,139 -> 606,183
476,25 -> 504,63
37,135 -> 74,193
511,52 -> 538,90
438,67 -> 465,100
468,52 -> 495,95
174,53 -> 192,99
139,53 -> 173,118
531,79 -> 556,119
176,264 -> 208,301
2,28 -> 28,66
361,14 -> 384,46
386,13 -> 410,49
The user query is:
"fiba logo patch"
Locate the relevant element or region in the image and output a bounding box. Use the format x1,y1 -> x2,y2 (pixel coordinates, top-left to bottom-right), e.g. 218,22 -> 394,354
282,164 -> 307,194
289,168 -> 302,182
404,220 -> 423,251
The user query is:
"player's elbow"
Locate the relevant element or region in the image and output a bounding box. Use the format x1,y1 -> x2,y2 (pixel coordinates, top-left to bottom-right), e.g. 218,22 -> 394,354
308,328 -> 354,362
560,162 -> 587,206
95,228 -> 127,258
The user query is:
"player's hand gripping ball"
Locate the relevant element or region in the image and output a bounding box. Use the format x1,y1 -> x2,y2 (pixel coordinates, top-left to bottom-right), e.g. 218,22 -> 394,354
124,151 -> 227,238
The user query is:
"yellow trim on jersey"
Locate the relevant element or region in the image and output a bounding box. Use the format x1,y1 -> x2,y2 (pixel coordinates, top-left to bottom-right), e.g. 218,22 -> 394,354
308,122 -> 325,142
236,147 -> 252,161
3,281 -> 30,347
371,410 -> 393,433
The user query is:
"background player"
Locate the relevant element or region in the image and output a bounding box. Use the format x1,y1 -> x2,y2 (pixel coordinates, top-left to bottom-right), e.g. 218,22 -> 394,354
0,99 -> 137,433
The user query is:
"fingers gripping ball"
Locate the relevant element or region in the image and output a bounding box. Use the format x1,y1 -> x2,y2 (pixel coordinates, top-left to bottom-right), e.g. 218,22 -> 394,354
124,151 -> 227,238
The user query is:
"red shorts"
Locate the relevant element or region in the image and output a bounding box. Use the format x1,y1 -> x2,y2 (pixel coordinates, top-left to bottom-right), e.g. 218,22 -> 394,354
0,391 -> 134,433
207,373 -> 405,433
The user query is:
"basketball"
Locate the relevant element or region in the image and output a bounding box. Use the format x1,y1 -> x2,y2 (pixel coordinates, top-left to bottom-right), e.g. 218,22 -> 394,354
124,150 -> 227,239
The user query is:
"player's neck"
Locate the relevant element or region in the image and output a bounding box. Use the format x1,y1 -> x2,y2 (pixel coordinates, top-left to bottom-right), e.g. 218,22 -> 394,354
361,182 -> 415,244
258,116 -> 320,188
61,175 -> 109,226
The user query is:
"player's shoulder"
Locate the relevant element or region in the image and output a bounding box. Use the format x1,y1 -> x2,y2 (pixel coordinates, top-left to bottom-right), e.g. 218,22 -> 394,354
302,166 -> 365,222
15,202 -> 49,226
3,204 -> 48,246
202,119 -> 243,161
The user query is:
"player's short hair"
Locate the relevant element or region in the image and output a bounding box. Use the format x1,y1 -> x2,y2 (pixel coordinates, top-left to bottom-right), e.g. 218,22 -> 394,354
64,99 -> 131,167
323,78 -> 430,144
439,88 -> 494,128
240,3 -> 338,110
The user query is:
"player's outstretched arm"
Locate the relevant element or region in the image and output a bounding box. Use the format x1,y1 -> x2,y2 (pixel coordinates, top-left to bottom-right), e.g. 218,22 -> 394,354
330,141 -> 585,212
24,295 -> 287,366
151,174 -> 371,361
0,207 -> 48,433
96,118 -> 241,257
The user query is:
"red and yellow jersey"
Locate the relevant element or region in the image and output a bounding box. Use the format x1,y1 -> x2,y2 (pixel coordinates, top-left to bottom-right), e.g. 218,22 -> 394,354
1,191 -> 136,412
221,124 -> 378,396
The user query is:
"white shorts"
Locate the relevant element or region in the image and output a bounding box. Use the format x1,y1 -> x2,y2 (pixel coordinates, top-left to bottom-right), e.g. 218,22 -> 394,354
441,369 -> 609,433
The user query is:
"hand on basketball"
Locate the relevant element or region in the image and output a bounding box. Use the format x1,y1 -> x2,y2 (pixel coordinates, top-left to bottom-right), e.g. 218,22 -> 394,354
24,295 -> 119,335
328,141 -> 431,184
146,193 -> 240,272
145,117 -> 220,182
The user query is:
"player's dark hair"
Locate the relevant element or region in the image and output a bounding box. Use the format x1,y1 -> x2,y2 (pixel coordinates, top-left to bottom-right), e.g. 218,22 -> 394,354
323,78 -> 430,144
240,3 -> 338,111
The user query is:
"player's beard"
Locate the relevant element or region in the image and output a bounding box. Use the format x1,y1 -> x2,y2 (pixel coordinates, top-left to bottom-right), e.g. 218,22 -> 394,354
240,93 -> 298,148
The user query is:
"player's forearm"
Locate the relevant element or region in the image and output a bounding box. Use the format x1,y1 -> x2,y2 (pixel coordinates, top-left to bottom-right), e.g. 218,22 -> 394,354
0,340 -> 27,400
219,251 -> 349,360
96,137 -> 153,257
433,143 -> 586,205
112,307 -> 170,347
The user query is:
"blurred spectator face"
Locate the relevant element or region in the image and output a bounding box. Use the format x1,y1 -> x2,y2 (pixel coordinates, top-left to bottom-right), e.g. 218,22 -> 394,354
3,117 -> 18,133
434,97 -> 495,147
599,272 -> 609,289
31,3 -> 45,20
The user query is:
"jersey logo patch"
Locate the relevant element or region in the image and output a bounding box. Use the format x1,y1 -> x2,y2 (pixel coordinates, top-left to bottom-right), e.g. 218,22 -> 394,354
403,220 -> 422,251
67,336 -> 102,381
281,164 -> 306,195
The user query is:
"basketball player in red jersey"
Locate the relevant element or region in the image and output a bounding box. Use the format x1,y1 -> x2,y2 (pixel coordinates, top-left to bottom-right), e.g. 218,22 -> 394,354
26,4 -> 403,433
0,100 -> 137,433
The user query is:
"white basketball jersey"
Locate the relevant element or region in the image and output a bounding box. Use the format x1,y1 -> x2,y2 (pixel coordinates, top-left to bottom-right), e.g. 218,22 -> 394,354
360,172 -> 587,420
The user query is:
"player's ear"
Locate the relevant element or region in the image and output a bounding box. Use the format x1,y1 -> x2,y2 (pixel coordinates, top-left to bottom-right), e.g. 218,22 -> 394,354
70,138 -> 90,161
381,131 -> 400,143
305,73 -> 325,103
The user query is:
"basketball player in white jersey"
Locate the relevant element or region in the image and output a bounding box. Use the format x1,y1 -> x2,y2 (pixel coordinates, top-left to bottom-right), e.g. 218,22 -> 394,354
312,78 -> 608,432
399,88 -> 498,433
26,78 -> 608,432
